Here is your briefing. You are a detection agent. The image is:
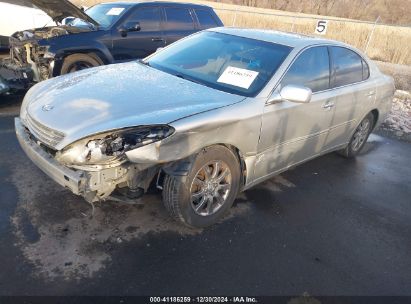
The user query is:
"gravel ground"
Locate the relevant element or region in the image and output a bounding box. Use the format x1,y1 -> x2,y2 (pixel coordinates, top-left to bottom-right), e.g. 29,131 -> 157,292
377,90 -> 411,141
372,61 -> 410,141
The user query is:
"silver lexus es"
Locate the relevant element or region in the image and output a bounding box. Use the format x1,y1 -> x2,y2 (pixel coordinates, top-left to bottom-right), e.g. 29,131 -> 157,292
15,28 -> 395,227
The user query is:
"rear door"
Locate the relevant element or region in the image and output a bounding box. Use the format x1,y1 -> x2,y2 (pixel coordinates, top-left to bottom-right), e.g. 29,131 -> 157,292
111,6 -> 164,61
322,46 -> 376,150
163,6 -> 197,46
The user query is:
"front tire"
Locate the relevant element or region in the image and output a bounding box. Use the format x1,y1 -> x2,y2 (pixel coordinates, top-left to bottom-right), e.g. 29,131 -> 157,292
339,113 -> 374,158
60,53 -> 102,75
162,145 -> 241,228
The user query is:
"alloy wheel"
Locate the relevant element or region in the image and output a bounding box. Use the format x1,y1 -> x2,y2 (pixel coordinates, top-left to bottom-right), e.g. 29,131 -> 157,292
190,160 -> 232,216
351,118 -> 371,152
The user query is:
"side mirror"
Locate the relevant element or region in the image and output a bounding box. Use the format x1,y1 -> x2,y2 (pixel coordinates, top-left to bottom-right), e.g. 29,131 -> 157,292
63,17 -> 75,25
267,85 -> 312,105
119,22 -> 141,37
129,22 -> 141,32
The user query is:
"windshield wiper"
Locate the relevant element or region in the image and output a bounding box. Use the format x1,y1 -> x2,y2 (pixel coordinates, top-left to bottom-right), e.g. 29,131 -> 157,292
175,74 -> 201,85
139,59 -> 150,67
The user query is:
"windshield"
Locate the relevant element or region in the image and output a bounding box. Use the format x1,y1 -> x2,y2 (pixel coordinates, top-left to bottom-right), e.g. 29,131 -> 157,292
146,31 -> 292,97
71,4 -> 129,29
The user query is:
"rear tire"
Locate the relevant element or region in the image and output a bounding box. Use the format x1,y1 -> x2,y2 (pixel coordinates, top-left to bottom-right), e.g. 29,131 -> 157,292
60,53 -> 102,75
162,145 -> 241,228
338,112 -> 374,158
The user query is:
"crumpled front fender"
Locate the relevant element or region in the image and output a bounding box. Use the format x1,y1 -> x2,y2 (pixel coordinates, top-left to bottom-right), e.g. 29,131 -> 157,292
162,154 -> 197,177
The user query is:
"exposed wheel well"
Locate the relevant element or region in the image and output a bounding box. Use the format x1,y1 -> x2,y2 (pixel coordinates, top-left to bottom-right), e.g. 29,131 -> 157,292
370,109 -> 379,130
158,144 -> 248,190
217,144 -> 248,187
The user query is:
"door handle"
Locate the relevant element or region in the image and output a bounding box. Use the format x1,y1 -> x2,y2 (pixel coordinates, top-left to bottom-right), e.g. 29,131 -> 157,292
366,91 -> 376,97
151,37 -> 164,42
323,102 -> 334,109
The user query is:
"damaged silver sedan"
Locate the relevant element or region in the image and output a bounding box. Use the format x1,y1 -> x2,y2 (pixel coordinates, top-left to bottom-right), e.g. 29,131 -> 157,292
15,28 -> 395,227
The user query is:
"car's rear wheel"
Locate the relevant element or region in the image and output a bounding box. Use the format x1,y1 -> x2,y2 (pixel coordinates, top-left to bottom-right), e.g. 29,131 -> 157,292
60,53 -> 102,75
162,145 -> 241,228
339,112 -> 374,158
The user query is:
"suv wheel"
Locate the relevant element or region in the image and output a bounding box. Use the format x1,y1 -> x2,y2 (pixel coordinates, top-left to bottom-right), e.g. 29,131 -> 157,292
60,53 -> 102,75
339,112 -> 374,158
163,145 -> 241,228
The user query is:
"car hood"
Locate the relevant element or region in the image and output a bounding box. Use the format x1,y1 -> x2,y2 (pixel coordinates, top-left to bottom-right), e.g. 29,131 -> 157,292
23,62 -> 245,150
0,0 -> 98,25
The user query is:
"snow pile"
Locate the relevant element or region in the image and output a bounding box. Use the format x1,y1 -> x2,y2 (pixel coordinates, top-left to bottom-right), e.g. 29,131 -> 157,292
380,90 -> 411,136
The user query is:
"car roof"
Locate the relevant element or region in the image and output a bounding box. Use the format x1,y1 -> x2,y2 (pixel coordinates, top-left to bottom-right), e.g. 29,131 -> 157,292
99,1 -> 211,9
209,27 -> 346,49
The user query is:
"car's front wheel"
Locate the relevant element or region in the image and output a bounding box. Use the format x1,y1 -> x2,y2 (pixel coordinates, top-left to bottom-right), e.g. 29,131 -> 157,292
162,145 -> 241,228
60,53 -> 102,75
339,112 -> 374,158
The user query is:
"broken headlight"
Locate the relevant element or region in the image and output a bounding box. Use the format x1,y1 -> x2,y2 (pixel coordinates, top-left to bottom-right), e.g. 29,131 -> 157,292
56,126 -> 175,166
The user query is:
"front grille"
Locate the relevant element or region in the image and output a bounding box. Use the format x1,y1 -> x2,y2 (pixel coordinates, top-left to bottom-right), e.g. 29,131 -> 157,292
25,114 -> 65,148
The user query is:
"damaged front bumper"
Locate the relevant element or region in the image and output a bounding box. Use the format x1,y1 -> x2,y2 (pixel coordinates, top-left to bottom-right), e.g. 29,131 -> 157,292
15,118 -> 155,202
0,58 -> 34,93
15,117 -> 87,195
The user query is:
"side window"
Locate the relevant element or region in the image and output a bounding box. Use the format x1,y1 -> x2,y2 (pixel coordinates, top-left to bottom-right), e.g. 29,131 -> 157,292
164,7 -> 195,30
280,46 -> 330,93
331,46 -> 364,87
362,59 -> 370,81
125,7 -> 161,31
195,9 -> 218,28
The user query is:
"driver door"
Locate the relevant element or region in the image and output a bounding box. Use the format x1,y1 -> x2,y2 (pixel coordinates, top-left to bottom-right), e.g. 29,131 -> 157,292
111,6 -> 165,61
254,46 -> 335,180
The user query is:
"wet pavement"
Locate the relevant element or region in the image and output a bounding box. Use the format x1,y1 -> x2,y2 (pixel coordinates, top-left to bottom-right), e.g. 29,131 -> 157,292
0,95 -> 410,295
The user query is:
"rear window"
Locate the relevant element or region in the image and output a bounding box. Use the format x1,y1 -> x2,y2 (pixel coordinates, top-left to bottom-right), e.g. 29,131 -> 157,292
164,7 -> 195,30
195,9 -> 218,28
331,46 -> 364,87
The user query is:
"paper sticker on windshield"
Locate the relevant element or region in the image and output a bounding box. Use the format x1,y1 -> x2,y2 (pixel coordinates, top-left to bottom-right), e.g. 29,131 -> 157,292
217,66 -> 259,89
106,7 -> 125,15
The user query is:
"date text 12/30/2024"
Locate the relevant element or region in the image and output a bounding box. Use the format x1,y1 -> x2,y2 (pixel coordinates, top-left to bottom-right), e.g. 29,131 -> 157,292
150,297 -> 258,303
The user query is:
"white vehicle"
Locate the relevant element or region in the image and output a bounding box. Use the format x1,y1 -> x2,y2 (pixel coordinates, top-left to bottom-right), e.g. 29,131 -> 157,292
0,1 -> 54,49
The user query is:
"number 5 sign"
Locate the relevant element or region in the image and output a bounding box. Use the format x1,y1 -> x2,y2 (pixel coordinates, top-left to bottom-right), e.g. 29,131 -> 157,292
315,20 -> 328,35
